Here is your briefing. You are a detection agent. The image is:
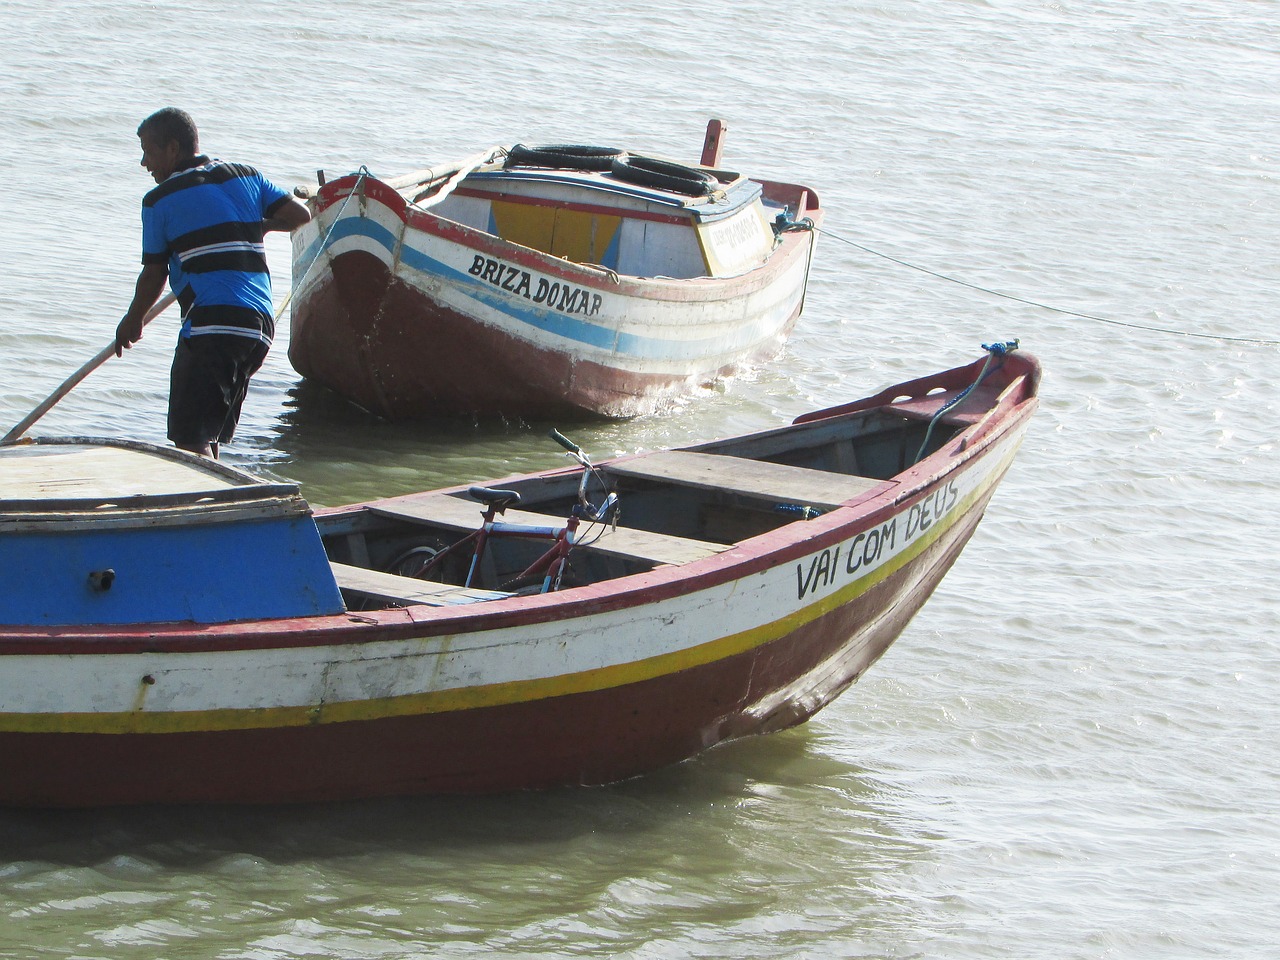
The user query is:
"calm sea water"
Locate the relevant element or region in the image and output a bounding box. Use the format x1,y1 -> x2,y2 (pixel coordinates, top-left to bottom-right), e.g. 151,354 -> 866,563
1,2 -> 1278,957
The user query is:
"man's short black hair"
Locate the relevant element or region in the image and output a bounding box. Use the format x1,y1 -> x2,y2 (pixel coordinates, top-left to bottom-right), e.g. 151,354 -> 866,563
137,108 -> 199,157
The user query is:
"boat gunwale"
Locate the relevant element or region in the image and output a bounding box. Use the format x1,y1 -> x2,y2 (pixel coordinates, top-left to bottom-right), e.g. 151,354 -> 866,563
314,162 -> 781,217
0,495 -> 314,533
451,166 -> 767,221
296,204 -> 820,308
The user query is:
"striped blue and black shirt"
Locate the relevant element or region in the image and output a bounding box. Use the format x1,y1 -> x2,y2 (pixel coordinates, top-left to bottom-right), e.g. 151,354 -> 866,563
141,157 -> 292,344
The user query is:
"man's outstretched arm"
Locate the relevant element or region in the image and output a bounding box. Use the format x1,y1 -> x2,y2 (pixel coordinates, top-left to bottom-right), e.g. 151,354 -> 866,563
116,263 -> 169,356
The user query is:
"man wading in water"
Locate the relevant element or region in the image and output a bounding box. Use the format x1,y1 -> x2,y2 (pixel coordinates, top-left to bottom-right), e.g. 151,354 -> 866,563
115,108 -> 310,458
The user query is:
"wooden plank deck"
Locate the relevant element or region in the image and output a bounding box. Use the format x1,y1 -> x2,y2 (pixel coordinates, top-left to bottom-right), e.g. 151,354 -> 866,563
0,443 -> 240,501
330,561 -> 510,607
886,388 -> 991,425
605,450 -> 883,511
368,494 -> 727,567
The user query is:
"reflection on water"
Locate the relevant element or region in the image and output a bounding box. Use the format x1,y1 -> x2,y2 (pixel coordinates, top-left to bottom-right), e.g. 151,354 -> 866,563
0,730 -> 929,958
257,378 -> 565,504
254,371 -> 796,508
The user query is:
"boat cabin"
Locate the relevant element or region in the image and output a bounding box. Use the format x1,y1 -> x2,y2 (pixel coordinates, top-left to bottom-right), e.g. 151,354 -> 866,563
0,439 -> 345,626
424,160 -> 796,280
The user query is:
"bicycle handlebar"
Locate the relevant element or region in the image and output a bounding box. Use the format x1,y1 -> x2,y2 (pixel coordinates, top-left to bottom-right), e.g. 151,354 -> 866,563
548,428 -> 581,455
547,429 -> 617,524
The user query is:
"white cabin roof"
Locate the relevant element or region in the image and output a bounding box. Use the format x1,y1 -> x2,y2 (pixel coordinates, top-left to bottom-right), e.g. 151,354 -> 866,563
0,439 -> 263,504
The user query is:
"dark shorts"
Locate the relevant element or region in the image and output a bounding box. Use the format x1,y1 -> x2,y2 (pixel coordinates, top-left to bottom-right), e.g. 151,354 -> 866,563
168,334 -> 269,448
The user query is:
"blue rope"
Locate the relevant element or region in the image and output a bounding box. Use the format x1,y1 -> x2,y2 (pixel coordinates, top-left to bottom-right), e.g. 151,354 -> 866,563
913,340 -> 1019,463
774,502 -> 823,520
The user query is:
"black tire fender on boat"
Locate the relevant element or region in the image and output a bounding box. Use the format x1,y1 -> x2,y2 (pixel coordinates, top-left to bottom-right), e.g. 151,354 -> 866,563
505,144 -> 625,172
609,155 -> 718,196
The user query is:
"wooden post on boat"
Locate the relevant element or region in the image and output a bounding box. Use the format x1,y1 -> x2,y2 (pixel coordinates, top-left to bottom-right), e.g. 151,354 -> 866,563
701,119 -> 727,167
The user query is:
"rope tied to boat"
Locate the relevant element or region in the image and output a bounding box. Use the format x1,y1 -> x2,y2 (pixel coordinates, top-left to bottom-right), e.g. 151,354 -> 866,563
773,212 -> 816,234
770,211 -> 819,318
813,224 -> 1280,348
913,340 -> 1019,464
280,166 -> 372,319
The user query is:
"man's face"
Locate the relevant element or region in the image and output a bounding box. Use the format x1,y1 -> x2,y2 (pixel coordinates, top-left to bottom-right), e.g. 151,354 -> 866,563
139,131 -> 181,184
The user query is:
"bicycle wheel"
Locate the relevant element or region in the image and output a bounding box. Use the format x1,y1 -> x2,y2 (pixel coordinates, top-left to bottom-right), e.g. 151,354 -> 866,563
387,540 -> 468,585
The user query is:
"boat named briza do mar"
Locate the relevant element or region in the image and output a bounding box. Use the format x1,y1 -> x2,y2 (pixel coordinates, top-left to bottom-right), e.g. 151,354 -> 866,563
288,119 -> 822,421
0,346 -> 1038,807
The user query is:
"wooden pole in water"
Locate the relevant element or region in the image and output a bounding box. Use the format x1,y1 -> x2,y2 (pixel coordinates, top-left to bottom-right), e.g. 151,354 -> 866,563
1,292 -> 177,444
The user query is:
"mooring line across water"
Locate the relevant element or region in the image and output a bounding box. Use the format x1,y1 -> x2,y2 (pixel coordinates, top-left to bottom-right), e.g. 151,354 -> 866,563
816,226 -> 1280,348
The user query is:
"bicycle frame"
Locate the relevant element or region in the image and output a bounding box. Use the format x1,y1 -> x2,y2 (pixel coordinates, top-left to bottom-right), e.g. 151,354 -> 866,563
403,430 -> 617,595
465,508 -> 582,594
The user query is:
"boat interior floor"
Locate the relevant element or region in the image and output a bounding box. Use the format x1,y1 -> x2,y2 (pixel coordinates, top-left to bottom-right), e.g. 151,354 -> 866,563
369,494 -> 728,567
330,561 -> 511,607
329,491 -> 732,610
322,404 -> 964,611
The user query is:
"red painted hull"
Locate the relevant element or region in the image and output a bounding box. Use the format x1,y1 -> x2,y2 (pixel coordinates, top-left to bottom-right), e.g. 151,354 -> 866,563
290,251 -> 790,421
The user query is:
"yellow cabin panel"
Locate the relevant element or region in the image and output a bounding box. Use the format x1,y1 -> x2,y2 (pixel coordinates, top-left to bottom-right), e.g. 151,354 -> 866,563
491,200 -> 622,265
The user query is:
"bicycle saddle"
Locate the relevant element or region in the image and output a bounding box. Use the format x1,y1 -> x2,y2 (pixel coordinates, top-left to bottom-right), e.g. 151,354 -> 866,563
468,486 -> 522,510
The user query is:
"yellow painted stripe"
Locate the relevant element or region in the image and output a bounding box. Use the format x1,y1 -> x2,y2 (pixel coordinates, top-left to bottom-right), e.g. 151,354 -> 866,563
0,455 -> 1015,736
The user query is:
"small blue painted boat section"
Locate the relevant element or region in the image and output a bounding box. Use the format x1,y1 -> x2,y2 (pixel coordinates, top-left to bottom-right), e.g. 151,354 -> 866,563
0,438 -> 346,626
0,514 -> 343,626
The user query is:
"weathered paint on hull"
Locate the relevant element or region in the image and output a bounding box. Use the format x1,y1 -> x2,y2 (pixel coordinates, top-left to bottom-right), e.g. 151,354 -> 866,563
0,442 -> 1011,808
288,176 -> 820,419
0,491 -> 990,807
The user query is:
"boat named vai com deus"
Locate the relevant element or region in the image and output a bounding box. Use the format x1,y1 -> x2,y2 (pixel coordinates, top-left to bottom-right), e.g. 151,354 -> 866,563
288,120 -> 822,420
0,346 -> 1037,807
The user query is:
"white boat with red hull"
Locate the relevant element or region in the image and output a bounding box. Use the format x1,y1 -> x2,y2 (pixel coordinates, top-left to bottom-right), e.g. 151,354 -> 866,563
288,120 -> 822,420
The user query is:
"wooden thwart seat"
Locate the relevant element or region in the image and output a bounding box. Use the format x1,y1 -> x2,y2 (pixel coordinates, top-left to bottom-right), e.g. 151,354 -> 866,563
886,388 -> 991,425
605,450 -> 883,511
331,561 -> 510,607
369,494 -> 727,567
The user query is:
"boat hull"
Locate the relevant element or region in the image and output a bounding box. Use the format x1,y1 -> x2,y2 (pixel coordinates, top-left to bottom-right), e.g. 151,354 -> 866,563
0,516 -> 981,806
289,172 -> 821,419
0,406 -> 1029,806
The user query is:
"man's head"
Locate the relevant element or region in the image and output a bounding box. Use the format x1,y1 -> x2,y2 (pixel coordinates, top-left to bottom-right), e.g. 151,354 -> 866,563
137,108 -> 199,184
